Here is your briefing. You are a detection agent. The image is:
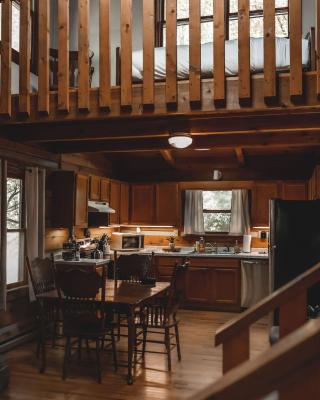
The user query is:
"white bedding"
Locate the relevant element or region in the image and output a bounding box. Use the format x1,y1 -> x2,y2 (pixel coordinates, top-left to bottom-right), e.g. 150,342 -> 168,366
131,37 -> 310,82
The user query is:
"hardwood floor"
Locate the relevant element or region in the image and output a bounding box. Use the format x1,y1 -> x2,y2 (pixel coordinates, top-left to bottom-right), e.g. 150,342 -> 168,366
2,310 -> 269,400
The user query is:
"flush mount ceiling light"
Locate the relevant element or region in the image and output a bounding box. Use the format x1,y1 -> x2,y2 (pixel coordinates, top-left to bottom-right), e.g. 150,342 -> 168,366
168,132 -> 193,149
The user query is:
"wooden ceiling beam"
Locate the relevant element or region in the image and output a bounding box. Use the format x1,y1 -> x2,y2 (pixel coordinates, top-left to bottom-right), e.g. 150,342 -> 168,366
160,150 -> 176,167
235,147 -> 245,166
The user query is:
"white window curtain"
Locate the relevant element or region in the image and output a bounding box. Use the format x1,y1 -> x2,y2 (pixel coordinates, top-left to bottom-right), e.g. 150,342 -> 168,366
229,189 -> 251,235
25,167 -> 46,301
183,190 -> 205,235
0,160 -> 7,311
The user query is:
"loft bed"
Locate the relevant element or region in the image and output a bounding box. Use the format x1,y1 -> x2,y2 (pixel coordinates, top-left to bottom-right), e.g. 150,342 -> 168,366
116,27 -> 316,86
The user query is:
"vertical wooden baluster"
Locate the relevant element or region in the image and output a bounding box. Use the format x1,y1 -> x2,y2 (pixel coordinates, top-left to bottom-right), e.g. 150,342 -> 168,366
99,0 -> 111,111
222,328 -> 250,374
120,0 -> 132,110
238,0 -> 250,106
58,0 -> 70,112
263,0 -> 276,103
166,0 -> 177,109
213,0 -> 226,107
143,0 -> 155,109
78,0 -> 90,112
0,0 -> 12,117
316,0 -> 320,97
289,0 -> 302,101
19,0 -> 31,116
279,291 -> 307,338
189,0 -> 201,108
38,0 -> 50,115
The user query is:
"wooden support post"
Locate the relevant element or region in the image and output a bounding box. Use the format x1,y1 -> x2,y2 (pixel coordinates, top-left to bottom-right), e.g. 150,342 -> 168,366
38,0 -> 50,115
279,291 -> 307,338
289,0 -> 302,101
78,0 -> 90,112
0,0 -> 12,117
19,0 -> 31,115
58,0 -> 70,112
263,0 -> 276,103
99,0 -> 111,110
213,0 -> 226,107
120,0 -> 132,110
222,328 -> 250,374
238,0 -> 251,106
166,0 -> 177,109
189,0 -> 201,108
143,0 -> 155,109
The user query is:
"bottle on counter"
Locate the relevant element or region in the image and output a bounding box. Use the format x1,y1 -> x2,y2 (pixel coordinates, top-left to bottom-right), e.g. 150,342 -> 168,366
199,237 -> 205,253
195,241 -> 200,252
75,244 -> 80,261
234,240 -> 241,254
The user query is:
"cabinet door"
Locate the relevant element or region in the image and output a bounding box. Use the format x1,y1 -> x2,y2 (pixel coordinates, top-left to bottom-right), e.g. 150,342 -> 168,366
109,181 -> 121,224
185,267 -> 211,305
74,174 -> 89,227
130,184 -> 155,224
281,182 -> 307,200
155,257 -> 183,282
212,268 -> 241,307
156,183 -> 180,226
100,178 -> 110,202
251,182 -> 279,226
120,183 -> 130,224
89,176 -> 101,201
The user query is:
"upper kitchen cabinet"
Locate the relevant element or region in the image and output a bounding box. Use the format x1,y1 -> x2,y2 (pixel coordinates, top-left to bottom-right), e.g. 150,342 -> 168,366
120,183 -> 130,224
89,176 -> 101,201
130,184 -> 155,225
281,182 -> 307,200
51,171 -> 89,228
155,183 -> 180,226
109,180 -> 121,225
308,166 -> 320,200
100,178 -> 110,202
251,182 -> 280,227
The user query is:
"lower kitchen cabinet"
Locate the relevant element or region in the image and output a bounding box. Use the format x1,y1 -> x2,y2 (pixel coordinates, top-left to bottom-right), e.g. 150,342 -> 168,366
154,256 -> 241,311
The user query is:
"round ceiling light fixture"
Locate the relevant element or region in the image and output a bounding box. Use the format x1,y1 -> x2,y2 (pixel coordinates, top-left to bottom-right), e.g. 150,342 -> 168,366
168,132 -> 193,149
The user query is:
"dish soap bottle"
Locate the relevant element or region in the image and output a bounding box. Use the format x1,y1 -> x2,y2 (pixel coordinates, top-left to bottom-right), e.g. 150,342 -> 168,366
199,237 -> 205,253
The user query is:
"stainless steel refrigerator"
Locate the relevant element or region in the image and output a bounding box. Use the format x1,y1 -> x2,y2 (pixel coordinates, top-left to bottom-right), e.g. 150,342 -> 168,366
269,199 -> 320,312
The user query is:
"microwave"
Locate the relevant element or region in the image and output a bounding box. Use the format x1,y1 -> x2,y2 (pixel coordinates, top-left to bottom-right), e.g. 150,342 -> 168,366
111,233 -> 145,251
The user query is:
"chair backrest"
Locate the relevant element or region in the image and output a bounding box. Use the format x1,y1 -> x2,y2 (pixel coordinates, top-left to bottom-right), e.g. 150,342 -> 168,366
115,253 -> 154,283
54,268 -> 107,332
165,261 -> 189,319
26,256 -> 56,297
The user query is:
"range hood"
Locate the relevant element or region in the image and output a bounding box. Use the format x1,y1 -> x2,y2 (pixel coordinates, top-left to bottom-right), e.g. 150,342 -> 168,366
88,201 -> 115,213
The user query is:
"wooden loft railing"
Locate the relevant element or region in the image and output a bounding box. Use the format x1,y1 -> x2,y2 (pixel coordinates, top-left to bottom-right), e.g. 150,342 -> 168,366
0,0 -> 320,122
215,261 -> 320,375
193,319 -> 320,400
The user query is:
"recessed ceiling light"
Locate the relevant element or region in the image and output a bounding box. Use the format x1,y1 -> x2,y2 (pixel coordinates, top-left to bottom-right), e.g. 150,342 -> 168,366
168,132 -> 193,149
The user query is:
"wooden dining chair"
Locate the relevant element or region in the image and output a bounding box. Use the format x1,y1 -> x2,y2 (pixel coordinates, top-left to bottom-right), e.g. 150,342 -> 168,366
26,256 -> 59,372
136,261 -> 189,371
55,268 -> 117,383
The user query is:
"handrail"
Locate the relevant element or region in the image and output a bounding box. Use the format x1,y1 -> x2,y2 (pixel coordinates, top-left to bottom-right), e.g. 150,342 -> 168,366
215,261 -> 320,346
194,319 -> 320,400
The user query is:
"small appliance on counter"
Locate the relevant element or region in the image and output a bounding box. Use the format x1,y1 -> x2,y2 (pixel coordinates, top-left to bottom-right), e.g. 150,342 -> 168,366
111,232 -> 145,251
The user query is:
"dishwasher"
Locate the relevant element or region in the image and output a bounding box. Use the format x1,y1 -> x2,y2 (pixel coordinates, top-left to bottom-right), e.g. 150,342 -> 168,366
241,259 -> 269,308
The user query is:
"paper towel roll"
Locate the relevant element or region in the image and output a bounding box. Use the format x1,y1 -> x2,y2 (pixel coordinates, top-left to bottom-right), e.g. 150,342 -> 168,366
243,235 -> 252,253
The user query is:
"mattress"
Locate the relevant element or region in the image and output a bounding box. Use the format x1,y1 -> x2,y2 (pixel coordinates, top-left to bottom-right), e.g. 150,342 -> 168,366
131,37 -> 310,82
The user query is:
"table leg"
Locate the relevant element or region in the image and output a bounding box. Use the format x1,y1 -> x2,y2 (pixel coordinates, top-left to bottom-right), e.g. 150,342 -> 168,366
127,307 -> 135,385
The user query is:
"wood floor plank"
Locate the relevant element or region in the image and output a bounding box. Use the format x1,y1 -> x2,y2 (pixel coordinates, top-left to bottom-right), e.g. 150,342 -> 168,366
3,310 -> 269,400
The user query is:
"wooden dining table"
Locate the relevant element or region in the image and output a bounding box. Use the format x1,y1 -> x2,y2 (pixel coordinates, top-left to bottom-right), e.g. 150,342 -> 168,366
37,279 -> 170,384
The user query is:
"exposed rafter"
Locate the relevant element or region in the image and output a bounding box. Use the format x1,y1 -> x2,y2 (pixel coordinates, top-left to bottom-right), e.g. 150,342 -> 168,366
160,150 -> 176,167
235,147 -> 246,166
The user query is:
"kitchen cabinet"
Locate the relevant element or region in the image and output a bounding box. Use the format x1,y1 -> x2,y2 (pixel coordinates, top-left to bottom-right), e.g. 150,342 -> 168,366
251,182 -> 280,227
51,171 -> 89,228
89,176 -> 101,201
281,181 -> 307,200
155,183 -> 180,226
120,183 -> 130,224
109,180 -> 121,224
100,178 -> 110,202
130,184 -> 155,224
308,166 -> 320,200
154,256 -> 241,311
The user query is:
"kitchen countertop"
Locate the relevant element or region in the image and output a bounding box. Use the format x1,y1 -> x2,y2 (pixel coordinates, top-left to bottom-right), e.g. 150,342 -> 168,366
55,258 -> 111,266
